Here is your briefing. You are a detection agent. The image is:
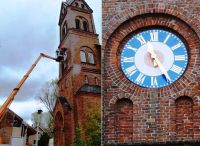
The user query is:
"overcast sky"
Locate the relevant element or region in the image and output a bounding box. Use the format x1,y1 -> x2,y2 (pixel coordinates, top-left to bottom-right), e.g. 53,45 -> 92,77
0,0 -> 101,125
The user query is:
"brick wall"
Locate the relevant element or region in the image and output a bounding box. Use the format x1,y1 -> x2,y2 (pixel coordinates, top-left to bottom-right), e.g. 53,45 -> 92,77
103,0 -> 200,145
0,111 -> 14,144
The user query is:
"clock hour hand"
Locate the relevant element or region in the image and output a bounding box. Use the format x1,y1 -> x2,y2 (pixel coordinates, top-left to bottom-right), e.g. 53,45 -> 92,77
147,42 -> 171,82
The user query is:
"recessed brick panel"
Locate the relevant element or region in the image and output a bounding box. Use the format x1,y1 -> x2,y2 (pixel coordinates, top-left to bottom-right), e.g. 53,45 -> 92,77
115,99 -> 133,144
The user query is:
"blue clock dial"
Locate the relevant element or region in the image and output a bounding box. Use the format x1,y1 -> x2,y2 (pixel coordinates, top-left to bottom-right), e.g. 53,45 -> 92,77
120,29 -> 188,88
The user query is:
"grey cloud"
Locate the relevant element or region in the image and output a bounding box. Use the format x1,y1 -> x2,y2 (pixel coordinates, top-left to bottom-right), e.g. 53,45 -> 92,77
0,78 -> 42,102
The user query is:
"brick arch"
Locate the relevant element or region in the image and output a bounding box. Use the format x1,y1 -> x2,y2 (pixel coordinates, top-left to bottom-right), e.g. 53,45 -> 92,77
114,98 -> 133,143
104,12 -> 200,97
103,3 -> 200,43
175,96 -> 194,140
54,111 -> 64,146
109,93 -> 132,106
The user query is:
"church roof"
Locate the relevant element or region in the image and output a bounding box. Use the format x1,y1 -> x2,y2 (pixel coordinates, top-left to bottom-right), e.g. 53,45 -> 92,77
58,96 -> 72,109
79,85 -> 101,94
65,0 -> 74,5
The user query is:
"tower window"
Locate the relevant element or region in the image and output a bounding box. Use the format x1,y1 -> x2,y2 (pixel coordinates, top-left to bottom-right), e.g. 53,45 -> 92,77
84,75 -> 89,84
62,22 -> 67,38
88,52 -> 94,64
80,51 -> 87,62
81,4 -> 85,9
75,19 -> 80,29
75,2 -> 79,7
83,21 -> 88,31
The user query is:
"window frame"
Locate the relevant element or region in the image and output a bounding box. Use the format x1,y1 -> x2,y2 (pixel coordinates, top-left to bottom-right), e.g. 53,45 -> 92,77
80,50 -> 87,63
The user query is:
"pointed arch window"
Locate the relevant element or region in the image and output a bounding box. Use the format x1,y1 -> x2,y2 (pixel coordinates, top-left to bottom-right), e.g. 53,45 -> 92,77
75,19 -> 80,29
88,52 -> 94,64
80,51 -> 87,63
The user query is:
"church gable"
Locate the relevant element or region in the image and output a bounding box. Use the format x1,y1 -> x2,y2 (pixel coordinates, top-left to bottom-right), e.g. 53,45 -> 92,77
71,0 -> 92,12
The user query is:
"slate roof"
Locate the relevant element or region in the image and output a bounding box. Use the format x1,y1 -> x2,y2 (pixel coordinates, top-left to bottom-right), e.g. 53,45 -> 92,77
79,85 -> 101,94
58,96 -> 71,108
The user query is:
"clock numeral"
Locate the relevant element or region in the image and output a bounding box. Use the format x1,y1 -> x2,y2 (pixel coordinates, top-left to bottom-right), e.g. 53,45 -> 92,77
135,73 -> 146,84
170,64 -> 182,74
171,43 -> 182,51
150,31 -> 158,42
151,77 -> 158,86
121,57 -> 134,62
126,44 -> 138,52
125,65 -> 137,76
174,55 -> 186,61
163,34 -> 170,44
136,35 -> 146,45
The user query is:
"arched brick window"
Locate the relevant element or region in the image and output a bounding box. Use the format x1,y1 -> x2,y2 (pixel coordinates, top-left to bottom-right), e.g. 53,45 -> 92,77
175,96 -> 193,140
83,21 -> 88,31
88,52 -> 94,64
80,50 -> 86,62
75,19 -> 80,29
81,4 -> 85,9
115,99 -> 133,143
75,2 -> 79,7
75,16 -> 89,31
80,47 -> 95,64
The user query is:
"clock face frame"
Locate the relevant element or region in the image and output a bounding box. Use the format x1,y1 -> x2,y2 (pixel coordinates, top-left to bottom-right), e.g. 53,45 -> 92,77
120,29 -> 188,88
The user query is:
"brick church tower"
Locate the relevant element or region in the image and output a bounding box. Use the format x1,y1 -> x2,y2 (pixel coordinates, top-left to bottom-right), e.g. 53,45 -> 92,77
53,0 -> 101,146
103,1 -> 200,146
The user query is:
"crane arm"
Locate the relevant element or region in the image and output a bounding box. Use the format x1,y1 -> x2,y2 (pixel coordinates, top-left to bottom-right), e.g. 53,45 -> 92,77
0,53 -> 58,120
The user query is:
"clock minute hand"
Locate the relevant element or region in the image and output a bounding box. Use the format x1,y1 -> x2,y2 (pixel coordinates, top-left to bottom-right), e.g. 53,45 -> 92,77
147,42 -> 171,82
154,57 -> 171,82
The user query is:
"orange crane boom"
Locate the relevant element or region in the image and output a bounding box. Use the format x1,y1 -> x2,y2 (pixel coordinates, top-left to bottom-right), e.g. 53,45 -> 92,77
0,53 -> 60,120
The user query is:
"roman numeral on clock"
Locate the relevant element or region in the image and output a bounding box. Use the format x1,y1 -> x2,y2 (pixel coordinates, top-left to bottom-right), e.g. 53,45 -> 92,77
170,64 -> 182,74
163,34 -> 170,44
150,31 -> 158,41
126,44 -> 138,52
135,73 -> 146,84
121,57 -> 134,62
151,77 -> 158,86
174,55 -> 185,61
136,35 -> 146,45
171,43 -> 182,51
125,65 -> 137,76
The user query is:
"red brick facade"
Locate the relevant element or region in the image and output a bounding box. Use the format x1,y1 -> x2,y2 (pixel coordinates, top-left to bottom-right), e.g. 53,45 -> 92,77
54,0 -> 101,146
103,0 -> 200,145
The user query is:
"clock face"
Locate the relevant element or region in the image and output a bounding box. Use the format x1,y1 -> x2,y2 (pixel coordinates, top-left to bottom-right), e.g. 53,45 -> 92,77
120,29 -> 188,88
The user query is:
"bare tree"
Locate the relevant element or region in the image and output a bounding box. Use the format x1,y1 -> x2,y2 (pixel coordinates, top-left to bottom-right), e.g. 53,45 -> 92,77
37,79 -> 58,116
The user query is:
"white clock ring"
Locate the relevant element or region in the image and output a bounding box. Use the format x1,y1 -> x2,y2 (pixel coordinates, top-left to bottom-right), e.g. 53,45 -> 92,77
147,42 -> 171,82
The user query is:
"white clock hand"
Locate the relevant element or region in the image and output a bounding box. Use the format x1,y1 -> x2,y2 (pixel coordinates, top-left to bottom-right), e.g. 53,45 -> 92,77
147,42 -> 171,82
147,42 -> 157,66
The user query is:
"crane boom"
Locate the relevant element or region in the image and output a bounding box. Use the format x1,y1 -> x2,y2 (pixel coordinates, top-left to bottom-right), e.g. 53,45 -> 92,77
0,53 -> 58,120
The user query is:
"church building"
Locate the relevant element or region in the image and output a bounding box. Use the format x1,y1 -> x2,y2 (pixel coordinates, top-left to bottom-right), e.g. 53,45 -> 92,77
53,0 -> 101,146
103,1 -> 200,146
